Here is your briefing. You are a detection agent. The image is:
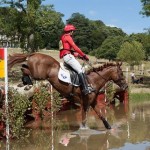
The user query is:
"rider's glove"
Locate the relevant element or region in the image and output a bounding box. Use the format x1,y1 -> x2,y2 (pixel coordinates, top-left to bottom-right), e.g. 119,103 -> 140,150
83,55 -> 89,61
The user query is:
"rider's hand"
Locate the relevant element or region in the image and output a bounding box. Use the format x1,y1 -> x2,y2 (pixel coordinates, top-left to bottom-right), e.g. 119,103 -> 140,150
83,55 -> 89,61
73,52 -> 83,59
73,52 -> 79,57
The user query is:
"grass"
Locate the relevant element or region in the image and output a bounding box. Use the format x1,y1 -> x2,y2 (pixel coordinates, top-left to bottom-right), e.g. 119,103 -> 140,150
130,93 -> 150,102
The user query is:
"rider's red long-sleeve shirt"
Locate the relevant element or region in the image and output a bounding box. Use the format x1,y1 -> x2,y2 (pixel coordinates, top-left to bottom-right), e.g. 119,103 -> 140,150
59,33 -> 85,58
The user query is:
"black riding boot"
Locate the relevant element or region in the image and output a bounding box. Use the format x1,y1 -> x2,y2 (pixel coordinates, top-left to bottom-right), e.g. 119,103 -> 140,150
78,73 -> 95,95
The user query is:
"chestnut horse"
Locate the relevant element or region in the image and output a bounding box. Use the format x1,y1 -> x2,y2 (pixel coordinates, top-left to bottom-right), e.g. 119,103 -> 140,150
8,53 -> 128,129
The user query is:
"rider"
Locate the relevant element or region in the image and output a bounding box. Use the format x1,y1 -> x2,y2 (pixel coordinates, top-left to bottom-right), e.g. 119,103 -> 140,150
59,24 -> 95,95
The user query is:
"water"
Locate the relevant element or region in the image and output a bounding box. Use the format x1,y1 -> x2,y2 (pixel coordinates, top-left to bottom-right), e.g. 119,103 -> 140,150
2,100 -> 150,150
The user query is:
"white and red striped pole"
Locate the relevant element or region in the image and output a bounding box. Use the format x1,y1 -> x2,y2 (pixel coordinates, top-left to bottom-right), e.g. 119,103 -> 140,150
4,48 -> 9,150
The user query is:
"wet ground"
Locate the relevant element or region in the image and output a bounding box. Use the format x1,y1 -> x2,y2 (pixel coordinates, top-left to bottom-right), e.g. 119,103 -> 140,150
1,100 -> 150,150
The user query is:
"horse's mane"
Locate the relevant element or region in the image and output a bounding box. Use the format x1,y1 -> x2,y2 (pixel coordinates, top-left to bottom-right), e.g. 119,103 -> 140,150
86,62 -> 119,75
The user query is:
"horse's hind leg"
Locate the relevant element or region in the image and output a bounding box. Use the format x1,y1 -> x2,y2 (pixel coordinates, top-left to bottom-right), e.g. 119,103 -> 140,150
91,102 -> 111,129
18,65 -> 33,90
21,65 -> 32,83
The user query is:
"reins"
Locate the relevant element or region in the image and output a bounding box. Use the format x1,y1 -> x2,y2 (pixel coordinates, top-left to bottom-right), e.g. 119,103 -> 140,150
82,60 -> 109,81
81,60 -> 114,93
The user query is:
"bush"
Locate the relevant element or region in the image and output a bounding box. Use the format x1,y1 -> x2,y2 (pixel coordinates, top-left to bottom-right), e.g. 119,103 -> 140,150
8,88 -> 31,138
32,86 -> 62,121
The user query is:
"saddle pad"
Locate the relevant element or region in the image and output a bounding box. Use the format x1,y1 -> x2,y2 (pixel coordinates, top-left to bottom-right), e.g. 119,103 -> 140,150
58,63 -> 80,86
58,67 -> 71,84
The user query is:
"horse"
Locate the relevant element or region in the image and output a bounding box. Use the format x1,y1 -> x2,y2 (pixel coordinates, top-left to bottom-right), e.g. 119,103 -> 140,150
8,52 -> 128,130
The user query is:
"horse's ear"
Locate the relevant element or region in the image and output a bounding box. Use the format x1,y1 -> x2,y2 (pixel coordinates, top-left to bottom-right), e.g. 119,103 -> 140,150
115,61 -> 119,66
115,59 -> 122,66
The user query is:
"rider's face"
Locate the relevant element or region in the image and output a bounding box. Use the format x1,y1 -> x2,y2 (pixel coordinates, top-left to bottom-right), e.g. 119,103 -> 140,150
70,31 -> 74,35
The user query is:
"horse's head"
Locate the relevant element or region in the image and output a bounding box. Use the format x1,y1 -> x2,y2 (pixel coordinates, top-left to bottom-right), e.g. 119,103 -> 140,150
111,63 -> 128,91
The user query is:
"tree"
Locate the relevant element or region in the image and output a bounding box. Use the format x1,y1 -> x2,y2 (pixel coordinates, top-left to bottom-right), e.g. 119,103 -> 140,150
66,13 -> 94,53
117,41 -> 145,67
0,1 -> 64,52
90,20 -> 107,50
96,36 -> 125,60
140,0 -> 150,33
104,26 -> 126,37
129,33 -> 150,60
35,5 -> 64,49
0,7 -> 21,46
140,0 -> 150,17
66,13 -> 127,55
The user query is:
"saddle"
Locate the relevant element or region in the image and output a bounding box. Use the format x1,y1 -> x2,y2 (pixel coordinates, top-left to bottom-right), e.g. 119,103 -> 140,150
58,63 -> 80,86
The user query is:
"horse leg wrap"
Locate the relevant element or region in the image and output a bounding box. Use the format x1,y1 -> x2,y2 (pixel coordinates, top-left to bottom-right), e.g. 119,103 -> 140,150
101,117 -> 111,129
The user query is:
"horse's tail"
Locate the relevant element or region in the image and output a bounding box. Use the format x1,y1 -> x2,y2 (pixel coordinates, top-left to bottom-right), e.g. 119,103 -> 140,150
8,53 -> 34,69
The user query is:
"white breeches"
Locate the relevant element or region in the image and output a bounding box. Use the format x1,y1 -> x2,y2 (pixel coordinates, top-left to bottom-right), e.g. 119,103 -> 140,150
63,54 -> 83,74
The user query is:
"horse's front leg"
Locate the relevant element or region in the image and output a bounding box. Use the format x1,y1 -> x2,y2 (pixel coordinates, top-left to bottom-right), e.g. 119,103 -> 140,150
91,102 -> 111,130
80,102 -> 90,129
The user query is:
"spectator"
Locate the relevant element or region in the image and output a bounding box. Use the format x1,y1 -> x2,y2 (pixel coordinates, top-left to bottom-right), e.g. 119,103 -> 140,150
130,72 -> 136,84
130,72 -> 143,84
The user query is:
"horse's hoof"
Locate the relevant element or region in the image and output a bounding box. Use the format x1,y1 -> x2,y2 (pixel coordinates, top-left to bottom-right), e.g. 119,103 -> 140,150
107,126 -> 112,130
74,103 -> 81,107
17,83 -> 24,87
24,85 -> 33,91
45,83 -> 51,87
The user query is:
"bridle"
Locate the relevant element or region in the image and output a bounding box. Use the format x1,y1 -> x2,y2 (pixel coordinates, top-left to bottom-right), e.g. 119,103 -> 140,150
83,61 -> 126,89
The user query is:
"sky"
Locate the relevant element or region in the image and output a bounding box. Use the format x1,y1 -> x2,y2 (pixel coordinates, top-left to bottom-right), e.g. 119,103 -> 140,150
42,0 -> 150,35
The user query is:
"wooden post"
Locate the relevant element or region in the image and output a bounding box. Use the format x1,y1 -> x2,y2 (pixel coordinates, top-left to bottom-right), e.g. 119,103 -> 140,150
126,67 -> 129,83
141,64 -> 144,75
50,84 -> 54,150
104,83 -> 107,102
